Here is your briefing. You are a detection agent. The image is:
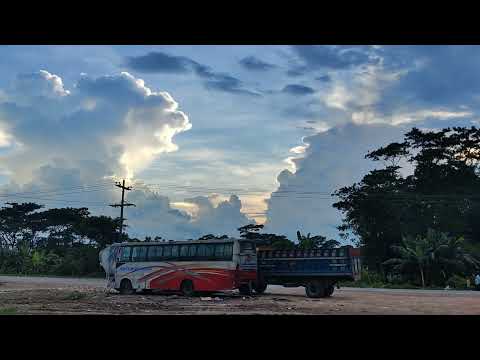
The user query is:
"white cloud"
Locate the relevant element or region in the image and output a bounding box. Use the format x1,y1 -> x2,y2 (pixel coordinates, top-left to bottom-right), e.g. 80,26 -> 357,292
0,70 -> 254,240
0,70 -> 192,183
264,123 -> 408,242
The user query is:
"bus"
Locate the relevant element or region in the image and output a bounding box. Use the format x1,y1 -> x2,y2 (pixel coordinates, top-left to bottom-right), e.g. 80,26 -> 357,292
99,238 -> 257,296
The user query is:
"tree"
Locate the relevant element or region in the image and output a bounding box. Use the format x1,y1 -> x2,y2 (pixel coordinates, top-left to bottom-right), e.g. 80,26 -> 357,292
237,224 -> 295,248
334,126 -> 480,271
383,234 -> 431,287
296,231 -> 340,249
0,202 -> 45,251
383,229 -> 480,287
198,234 -> 229,241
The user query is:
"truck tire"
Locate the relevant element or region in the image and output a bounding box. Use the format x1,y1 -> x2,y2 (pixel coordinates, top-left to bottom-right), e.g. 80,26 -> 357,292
305,280 -> 326,298
253,281 -> 267,294
325,284 -> 335,297
119,279 -> 135,295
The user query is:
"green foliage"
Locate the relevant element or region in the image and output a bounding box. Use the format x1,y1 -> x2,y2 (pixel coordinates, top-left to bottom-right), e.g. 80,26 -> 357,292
0,307 -> 18,315
334,126 -> 480,276
237,224 -> 296,248
296,231 -> 340,249
0,203 -> 121,277
446,274 -> 469,289
383,229 -> 480,287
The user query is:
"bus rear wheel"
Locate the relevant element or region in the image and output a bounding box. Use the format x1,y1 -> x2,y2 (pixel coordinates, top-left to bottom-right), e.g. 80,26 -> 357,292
305,280 -> 326,298
180,280 -> 195,297
253,281 -> 267,294
119,279 -> 135,295
239,283 -> 253,296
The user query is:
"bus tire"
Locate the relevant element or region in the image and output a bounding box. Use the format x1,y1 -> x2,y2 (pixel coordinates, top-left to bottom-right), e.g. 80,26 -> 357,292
119,279 -> 135,295
305,280 -> 326,298
180,280 -> 195,297
325,284 -> 335,297
140,289 -> 153,295
239,283 -> 252,296
253,281 -> 267,294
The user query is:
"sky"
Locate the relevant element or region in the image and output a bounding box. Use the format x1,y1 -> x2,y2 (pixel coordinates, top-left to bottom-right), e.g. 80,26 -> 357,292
0,45 -> 479,242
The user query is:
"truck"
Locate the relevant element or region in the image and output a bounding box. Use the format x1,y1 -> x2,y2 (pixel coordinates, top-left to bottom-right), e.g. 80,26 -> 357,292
253,246 -> 361,298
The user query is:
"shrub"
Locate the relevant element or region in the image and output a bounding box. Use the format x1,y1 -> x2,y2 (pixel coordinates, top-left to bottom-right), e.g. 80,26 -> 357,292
446,274 -> 469,289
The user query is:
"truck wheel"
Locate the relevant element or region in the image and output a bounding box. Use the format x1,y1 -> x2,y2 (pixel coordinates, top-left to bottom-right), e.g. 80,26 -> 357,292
119,279 -> 135,295
305,281 -> 326,298
239,283 -> 253,296
180,280 -> 195,297
253,281 -> 267,294
325,285 -> 335,297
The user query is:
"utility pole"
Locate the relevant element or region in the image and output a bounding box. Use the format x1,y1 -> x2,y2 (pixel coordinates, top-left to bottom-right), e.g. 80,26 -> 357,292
110,179 -> 135,241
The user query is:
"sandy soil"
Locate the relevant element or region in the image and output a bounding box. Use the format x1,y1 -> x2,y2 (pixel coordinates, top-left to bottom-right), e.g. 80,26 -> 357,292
1,275 -> 480,315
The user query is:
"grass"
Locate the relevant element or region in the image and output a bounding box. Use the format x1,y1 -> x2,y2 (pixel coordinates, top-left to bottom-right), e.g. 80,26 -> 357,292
0,307 -> 18,315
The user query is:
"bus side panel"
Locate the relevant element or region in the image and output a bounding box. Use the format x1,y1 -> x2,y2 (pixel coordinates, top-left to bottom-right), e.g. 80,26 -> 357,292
143,262 -> 237,292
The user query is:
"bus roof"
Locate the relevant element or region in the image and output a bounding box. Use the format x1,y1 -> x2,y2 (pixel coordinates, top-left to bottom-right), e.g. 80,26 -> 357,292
111,238 -> 250,246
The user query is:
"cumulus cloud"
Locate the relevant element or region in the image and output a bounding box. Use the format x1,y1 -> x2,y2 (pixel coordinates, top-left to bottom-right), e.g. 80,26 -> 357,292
264,123 -> 409,242
0,70 -> 191,182
239,56 -> 276,71
0,70 -> 254,240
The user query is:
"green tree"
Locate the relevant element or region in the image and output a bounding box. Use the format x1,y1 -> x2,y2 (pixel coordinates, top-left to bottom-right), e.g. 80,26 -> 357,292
334,126 -> 480,271
296,231 -> 340,249
383,234 -> 432,288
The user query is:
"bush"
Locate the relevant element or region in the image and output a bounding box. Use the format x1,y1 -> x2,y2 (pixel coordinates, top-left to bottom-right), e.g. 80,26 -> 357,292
446,274 -> 469,289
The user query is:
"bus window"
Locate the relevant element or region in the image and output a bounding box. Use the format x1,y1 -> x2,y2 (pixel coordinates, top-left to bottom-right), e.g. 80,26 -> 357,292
132,246 -> 147,262
148,246 -> 162,261
224,243 -> 233,259
214,244 -> 225,259
197,244 -> 206,257
205,244 -> 215,258
120,246 -> 131,262
163,245 -> 172,259
188,245 -> 197,258
171,245 -> 179,258
180,245 -> 189,258
240,241 -> 254,252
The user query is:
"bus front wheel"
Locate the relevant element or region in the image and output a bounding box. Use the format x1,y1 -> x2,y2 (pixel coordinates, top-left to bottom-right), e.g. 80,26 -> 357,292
119,279 -> 135,295
180,280 -> 195,297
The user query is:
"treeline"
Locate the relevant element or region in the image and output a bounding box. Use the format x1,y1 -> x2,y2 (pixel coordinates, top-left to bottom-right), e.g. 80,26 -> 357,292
0,202 -> 339,277
334,126 -> 480,288
0,203 -> 122,276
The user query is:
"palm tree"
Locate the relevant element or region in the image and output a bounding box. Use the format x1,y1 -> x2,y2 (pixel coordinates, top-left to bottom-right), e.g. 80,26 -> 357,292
384,229 -> 480,287
383,234 -> 432,288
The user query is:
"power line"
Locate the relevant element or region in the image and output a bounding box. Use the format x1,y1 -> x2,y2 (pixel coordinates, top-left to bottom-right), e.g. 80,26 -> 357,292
110,179 -> 135,240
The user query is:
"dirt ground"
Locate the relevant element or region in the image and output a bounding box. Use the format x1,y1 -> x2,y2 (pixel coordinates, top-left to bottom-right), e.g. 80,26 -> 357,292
1,275 -> 480,314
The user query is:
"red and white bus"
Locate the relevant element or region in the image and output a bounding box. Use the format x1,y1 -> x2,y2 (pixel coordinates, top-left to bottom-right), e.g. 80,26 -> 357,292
99,238 -> 257,296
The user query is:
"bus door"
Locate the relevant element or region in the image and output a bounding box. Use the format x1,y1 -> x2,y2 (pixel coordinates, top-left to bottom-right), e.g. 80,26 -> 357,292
116,245 -> 150,290
238,241 -> 257,271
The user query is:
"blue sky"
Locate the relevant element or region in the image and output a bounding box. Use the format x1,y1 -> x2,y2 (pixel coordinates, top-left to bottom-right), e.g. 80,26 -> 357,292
0,45 -> 479,241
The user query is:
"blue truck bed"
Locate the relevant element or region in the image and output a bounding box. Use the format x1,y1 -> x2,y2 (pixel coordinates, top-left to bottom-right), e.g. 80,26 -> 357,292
255,246 -> 361,298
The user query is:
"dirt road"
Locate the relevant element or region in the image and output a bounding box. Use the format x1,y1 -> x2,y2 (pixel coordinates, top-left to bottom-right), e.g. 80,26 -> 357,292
1,275 -> 479,314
